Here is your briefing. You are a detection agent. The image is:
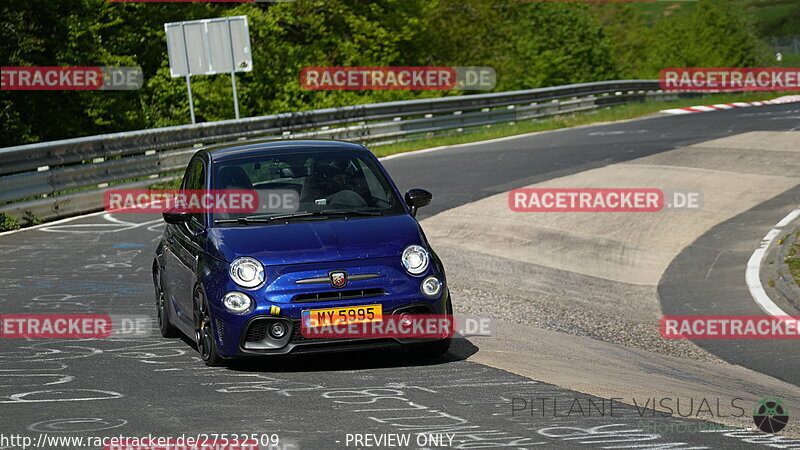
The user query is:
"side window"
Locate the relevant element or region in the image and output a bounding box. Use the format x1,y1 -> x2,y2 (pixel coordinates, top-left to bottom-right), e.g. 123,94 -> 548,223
190,163 -> 206,225
180,159 -> 198,190
189,162 -> 205,190
180,157 -> 206,227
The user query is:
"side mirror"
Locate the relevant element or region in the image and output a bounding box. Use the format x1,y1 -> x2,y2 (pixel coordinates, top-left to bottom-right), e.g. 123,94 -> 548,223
404,188 -> 432,217
162,207 -> 190,224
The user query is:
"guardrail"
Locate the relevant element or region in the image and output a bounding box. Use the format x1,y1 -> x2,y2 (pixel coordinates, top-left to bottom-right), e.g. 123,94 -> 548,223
0,79 -> 690,222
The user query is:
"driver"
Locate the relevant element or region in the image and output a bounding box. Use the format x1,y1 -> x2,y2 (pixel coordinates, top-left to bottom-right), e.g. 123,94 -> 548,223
313,158 -> 367,207
317,158 -> 350,192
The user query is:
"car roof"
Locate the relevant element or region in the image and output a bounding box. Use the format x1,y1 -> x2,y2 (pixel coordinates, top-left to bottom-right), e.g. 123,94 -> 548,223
205,139 -> 370,163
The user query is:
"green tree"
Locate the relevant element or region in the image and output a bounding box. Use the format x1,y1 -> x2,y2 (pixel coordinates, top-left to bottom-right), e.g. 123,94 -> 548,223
501,2 -> 620,89
0,0 -> 778,147
590,3 -> 653,79
646,0 -> 770,72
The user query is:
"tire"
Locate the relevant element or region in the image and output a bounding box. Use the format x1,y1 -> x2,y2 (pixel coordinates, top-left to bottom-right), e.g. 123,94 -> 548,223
195,288 -> 226,367
154,266 -> 180,338
410,291 -> 452,357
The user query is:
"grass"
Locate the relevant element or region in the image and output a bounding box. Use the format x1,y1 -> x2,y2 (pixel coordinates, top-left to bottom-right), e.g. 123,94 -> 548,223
748,1 -> 795,22
149,175 -> 182,190
0,210 -> 44,232
776,53 -> 800,67
370,91 -> 795,158
786,231 -> 800,286
631,2 -> 695,24
631,0 -> 791,24
631,0 -> 800,36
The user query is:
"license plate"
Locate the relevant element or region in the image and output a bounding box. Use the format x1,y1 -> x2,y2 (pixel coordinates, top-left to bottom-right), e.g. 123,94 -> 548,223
302,304 -> 383,327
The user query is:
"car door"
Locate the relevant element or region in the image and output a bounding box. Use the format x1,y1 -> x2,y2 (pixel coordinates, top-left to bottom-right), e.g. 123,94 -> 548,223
163,156 -> 208,327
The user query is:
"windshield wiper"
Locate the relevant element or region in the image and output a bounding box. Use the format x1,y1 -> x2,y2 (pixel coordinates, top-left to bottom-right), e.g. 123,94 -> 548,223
214,209 -> 381,225
317,209 -> 382,217
213,216 -> 275,225
268,209 -> 382,220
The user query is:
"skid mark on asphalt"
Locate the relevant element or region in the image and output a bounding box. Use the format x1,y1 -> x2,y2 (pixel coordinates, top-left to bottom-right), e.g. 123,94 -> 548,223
0,331 -> 773,448
3,133 -> 799,447
39,214 -> 163,234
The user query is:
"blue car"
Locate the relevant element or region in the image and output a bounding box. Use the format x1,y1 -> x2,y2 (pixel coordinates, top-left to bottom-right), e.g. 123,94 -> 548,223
153,140 -> 452,366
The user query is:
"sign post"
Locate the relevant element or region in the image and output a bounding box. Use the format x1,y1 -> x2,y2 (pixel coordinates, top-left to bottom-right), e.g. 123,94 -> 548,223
165,16 -> 253,124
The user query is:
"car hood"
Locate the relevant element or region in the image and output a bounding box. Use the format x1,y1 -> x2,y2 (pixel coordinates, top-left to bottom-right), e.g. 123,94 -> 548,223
207,214 -> 426,266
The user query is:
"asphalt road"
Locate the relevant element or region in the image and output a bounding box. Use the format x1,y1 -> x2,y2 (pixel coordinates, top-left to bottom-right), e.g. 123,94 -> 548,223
385,104 -> 800,220
660,184 -> 800,385
2,103 -> 800,449
0,213 -> 768,449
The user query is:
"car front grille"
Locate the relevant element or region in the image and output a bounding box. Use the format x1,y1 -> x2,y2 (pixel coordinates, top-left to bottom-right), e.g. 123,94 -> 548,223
244,321 -> 269,342
292,288 -> 386,303
291,319 -> 319,343
393,304 -> 433,315
216,319 -> 225,344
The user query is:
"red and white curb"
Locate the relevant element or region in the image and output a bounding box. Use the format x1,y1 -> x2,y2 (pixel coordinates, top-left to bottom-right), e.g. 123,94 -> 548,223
661,95 -> 800,115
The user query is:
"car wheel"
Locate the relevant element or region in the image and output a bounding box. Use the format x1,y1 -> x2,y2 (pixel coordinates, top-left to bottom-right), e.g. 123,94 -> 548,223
154,266 -> 179,338
195,289 -> 225,367
410,291 -> 452,357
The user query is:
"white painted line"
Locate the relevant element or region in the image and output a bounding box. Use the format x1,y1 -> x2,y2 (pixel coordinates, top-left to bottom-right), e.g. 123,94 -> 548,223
3,116 -> 657,238
379,113 -> 656,161
0,209 -> 108,237
746,205 -> 800,317
103,214 -> 136,225
40,216 -> 163,234
377,129 -> 566,161
0,96 -> 787,236
776,209 -> 800,228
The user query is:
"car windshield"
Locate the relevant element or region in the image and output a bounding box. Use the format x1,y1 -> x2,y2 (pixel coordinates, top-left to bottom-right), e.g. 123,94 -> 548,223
211,150 -> 405,225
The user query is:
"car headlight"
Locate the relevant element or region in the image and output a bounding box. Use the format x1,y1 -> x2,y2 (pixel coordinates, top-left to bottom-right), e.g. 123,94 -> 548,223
223,291 -> 252,314
229,256 -> 265,289
402,245 -> 430,275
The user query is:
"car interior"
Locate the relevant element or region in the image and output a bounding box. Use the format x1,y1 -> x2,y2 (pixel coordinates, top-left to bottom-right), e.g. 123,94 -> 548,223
212,154 -> 396,220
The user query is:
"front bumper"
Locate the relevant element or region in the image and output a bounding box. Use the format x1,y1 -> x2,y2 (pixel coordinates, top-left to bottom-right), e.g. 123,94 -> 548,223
235,300 -> 446,356
206,256 -> 449,357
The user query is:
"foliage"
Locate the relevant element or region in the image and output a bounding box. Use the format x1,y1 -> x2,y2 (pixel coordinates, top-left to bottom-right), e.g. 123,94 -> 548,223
645,0 -> 770,72
0,213 -> 20,231
589,3 -> 653,79
0,0 -> 773,146
23,210 -> 43,226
